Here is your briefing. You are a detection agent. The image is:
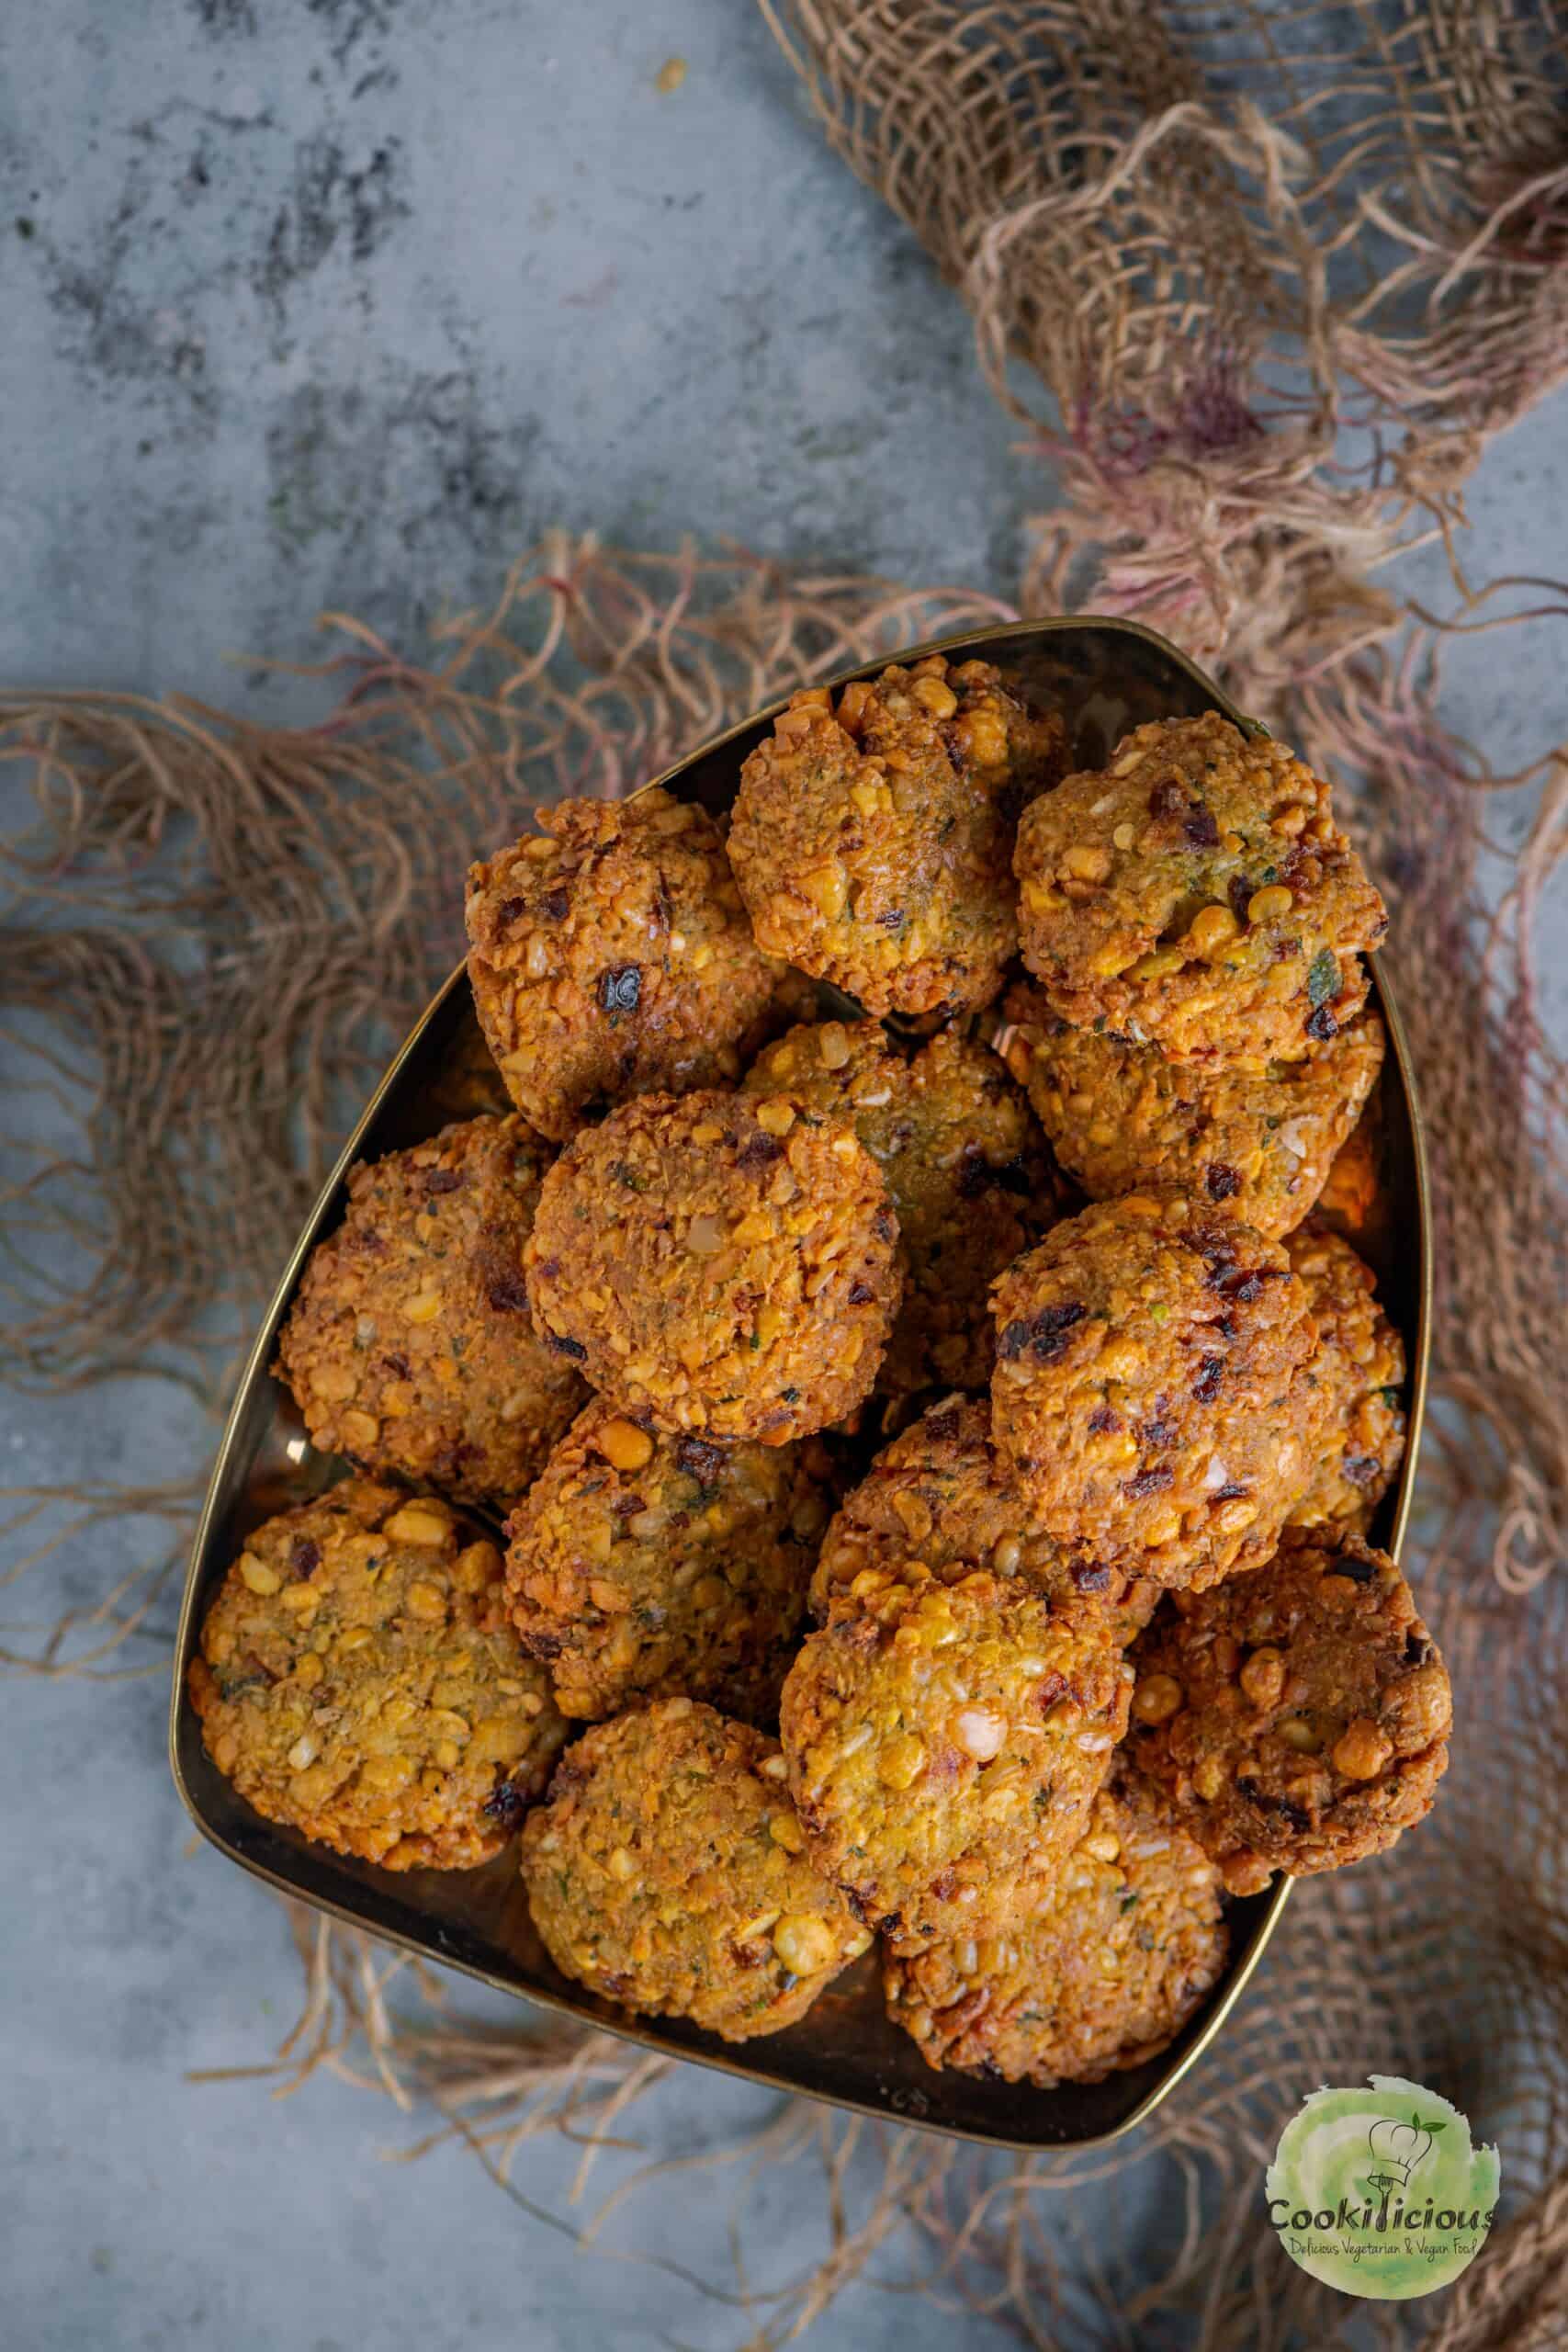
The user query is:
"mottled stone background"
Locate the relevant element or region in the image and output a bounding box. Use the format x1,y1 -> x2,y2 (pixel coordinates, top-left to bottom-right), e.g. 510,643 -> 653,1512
3,6 -> 1564,2348
1,0 -> 1030,714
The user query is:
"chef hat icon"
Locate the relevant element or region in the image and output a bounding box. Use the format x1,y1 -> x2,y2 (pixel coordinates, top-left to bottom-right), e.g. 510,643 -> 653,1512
1367,2115 -> 1436,2188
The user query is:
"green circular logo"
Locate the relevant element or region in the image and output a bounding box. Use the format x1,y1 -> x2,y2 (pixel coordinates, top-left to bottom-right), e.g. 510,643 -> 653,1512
1266,2076 -> 1500,2299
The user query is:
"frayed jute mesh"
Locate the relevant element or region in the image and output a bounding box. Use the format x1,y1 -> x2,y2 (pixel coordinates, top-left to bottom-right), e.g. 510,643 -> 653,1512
762,0 -> 1568,682
3,1 -> 1568,2341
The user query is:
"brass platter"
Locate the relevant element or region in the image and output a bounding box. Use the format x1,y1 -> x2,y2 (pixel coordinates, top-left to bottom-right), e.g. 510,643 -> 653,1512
169,616 -> 1431,2153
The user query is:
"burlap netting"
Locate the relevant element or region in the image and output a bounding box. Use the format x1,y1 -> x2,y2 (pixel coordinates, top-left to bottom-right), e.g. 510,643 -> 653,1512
3,4 -> 1565,2343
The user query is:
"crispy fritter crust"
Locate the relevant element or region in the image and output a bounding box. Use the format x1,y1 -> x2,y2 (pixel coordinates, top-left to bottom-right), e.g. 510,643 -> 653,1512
809,1395 -> 1156,1645
779,1567 -> 1134,1953
521,1699 -> 872,2041
730,656 -> 1066,1018
465,788 -> 788,1141
1126,1531 -> 1450,1895
743,1019 -> 1065,1402
188,1481 -> 568,1869
883,1769 -> 1228,2084
1013,716 -> 1387,1064
504,1399 -> 832,1722
999,978 -> 1385,1239
1287,1221 -> 1406,1534
988,1193 -> 1323,1589
275,1114 -> 585,1510
524,1090 -> 901,1442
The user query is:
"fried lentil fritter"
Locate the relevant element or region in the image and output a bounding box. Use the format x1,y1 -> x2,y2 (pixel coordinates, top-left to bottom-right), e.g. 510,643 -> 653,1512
780,1567 -> 1134,1953
524,1090 -> 901,1442
504,1399 -> 832,1723
998,978 -> 1385,1239
730,656 -> 1066,1019
465,787 -> 789,1141
743,1018 -> 1065,1402
883,1768 -> 1228,2085
521,1698 -> 872,2041
275,1114 -> 585,1510
1126,1531 -> 1450,1895
988,1193 -> 1323,1590
1286,1220 -> 1406,1535
188,1481 -> 568,1869
1013,715 -> 1387,1064
809,1394 -> 1156,1645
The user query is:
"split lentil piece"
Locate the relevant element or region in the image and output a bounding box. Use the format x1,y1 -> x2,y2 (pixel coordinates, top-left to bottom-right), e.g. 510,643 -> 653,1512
729,656 -> 1066,1019
988,1191 -> 1325,1589
504,1397 -> 833,1723
1013,714 -> 1387,1064
274,1114 -> 585,1510
521,1698 -> 871,2041
524,1089 -> 901,1442
809,1393 -> 1156,1645
883,1767 -> 1228,2085
1125,1529 -> 1450,1895
998,978 -> 1385,1239
188,1480 -> 569,1870
1286,1220 -> 1406,1535
743,1018 -> 1066,1403
779,1567 -> 1134,1953
465,786 -> 790,1141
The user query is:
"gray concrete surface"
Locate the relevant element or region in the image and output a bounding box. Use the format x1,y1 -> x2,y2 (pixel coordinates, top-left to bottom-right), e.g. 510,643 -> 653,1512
3,6 -> 1566,2350
0,0 -> 1025,712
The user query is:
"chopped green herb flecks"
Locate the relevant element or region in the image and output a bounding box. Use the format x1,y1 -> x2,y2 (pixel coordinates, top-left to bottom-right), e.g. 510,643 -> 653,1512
1307,947 -> 1340,1009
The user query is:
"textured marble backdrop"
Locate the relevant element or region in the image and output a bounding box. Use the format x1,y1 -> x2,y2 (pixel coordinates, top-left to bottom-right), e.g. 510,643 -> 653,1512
3,6 -> 1564,2347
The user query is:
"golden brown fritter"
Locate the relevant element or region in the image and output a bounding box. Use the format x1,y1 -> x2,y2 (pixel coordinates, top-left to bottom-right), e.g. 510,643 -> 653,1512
1013,715 -> 1387,1064
743,1018 -> 1065,1403
524,1090 -> 901,1442
743,1016 -> 900,1130
988,1193 -> 1323,1590
780,1566 -> 1134,1953
998,978 -> 1385,1239
809,1394 -> 1156,1645
1126,1530 -> 1450,1895
466,787 -> 789,1141
275,1114 -> 585,1510
188,1481 -> 568,1869
521,1698 -> 871,2041
730,656 -> 1066,1019
883,1769 -> 1228,2085
1286,1221 -> 1406,1535
504,1399 -> 832,1722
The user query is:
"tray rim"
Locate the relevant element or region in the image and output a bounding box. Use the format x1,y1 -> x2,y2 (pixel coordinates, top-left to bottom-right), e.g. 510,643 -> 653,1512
168,610 -> 1432,2155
